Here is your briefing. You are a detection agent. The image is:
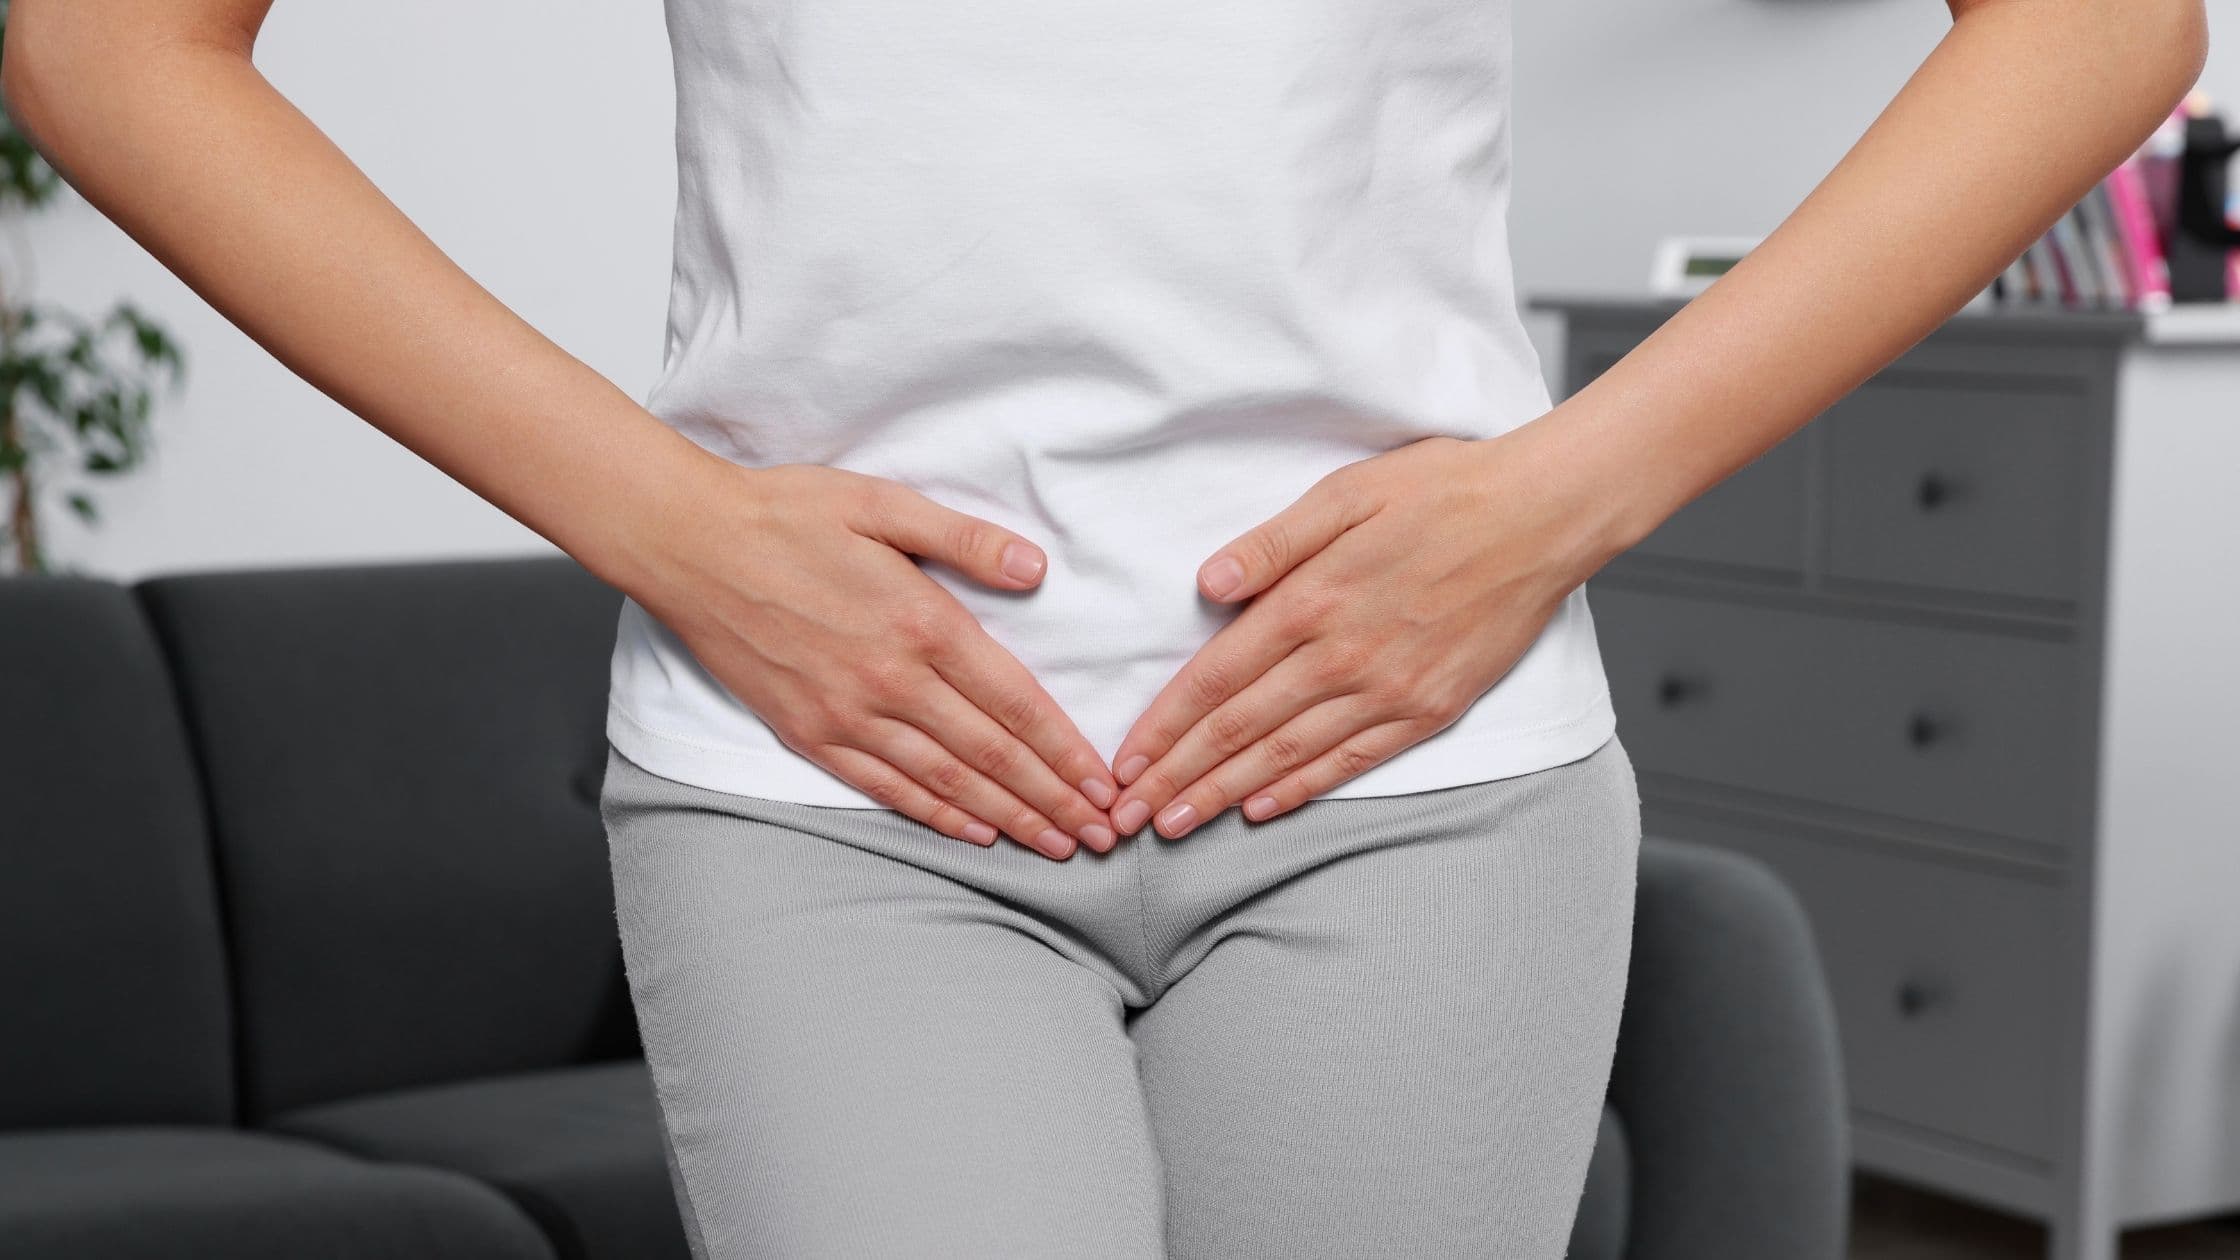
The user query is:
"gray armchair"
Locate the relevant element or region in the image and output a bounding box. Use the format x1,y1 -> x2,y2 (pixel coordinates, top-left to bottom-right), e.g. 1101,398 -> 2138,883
1568,838 -> 1851,1259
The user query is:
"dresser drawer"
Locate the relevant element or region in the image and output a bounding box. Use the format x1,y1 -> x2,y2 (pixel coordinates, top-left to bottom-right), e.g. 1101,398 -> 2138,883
1820,381 -> 2091,603
1704,824 -> 2064,1162
1590,586 -> 2080,843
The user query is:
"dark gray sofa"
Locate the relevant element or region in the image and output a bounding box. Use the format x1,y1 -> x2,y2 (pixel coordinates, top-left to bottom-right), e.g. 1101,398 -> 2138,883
0,555 -> 1846,1259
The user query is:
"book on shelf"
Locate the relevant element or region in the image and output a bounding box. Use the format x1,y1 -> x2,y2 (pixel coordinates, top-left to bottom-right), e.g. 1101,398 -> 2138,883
1985,98 -> 2220,312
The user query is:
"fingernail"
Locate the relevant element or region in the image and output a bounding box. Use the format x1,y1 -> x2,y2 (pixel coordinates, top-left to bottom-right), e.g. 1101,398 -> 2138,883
1200,556 -> 1245,600
1032,828 -> 1075,860
1115,754 -> 1149,785
1112,799 -> 1151,834
1000,542 -> 1045,584
1244,795 -> 1279,822
1156,802 -> 1198,837
1080,777 -> 1116,809
1079,823 -> 1115,852
962,820 -> 998,845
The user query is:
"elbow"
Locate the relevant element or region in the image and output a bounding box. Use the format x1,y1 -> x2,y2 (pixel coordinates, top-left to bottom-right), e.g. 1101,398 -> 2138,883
1950,0 -> 2211,127
2167,0 -> 2211,105
2138,0 -> 2211,112
4,3 -> 262,181
1,18 -> 45,154
2097,0 -> 2209,122
2,2 -> 78,171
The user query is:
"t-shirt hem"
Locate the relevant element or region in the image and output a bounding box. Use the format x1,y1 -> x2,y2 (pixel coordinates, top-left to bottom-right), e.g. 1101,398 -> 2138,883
605,683 -> 1619,811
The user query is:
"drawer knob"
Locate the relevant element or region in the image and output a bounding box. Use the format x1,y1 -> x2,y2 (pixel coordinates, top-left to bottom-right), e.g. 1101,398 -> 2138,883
1655,673 -> 1703,708
1896,980 -> 1948,1019
1914,471 -> 1958,511
1906,712 -> 1948,749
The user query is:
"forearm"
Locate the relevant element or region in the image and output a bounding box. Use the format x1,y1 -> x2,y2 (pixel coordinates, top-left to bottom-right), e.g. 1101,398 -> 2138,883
1526,0 -> 2208,561
1,0 -> 718,593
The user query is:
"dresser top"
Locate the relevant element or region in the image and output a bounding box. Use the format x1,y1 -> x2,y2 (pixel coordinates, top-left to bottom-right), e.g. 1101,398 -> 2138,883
1525,291 -> 2240,348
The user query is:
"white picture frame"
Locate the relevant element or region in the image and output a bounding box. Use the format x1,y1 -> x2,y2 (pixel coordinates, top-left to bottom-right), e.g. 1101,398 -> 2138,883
1650,235 -> 1763,296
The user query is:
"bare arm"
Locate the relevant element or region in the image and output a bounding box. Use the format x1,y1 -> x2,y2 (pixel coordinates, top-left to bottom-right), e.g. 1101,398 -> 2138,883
3,0 -> 1122,858
1545,0 -> 2209,553
2,0 -> 698,583
1103,0 -> 2207,834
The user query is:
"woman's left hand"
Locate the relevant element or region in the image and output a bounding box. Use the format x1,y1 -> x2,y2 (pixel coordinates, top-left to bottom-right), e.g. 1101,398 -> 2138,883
1106,426 -> 1628,839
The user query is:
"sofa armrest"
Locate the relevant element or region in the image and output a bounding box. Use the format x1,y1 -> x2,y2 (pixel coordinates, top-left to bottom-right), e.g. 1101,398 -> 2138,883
1611,837 -> 1850,1260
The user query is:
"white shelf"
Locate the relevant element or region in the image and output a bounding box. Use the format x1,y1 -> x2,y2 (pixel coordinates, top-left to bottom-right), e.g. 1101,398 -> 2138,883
2142,303 -> 2240,346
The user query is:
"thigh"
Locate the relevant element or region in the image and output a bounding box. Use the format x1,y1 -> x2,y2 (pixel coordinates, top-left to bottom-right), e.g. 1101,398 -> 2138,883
1134,736 -> 1643,1260
601,750 -> 1166,1260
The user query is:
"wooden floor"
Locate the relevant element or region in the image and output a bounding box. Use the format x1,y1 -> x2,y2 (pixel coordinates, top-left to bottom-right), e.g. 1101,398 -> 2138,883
1851,1175 -> 2240,1258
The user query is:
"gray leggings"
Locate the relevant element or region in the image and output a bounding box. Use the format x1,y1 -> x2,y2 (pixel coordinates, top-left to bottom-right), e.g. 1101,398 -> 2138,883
600,733 -> 1642,1260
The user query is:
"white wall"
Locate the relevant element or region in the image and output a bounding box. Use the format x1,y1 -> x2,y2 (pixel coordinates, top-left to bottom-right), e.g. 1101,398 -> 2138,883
20,0 -> 2239,579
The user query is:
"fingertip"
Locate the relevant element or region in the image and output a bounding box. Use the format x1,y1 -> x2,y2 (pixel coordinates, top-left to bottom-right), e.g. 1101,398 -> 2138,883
1153,800 -> 1200,839
1114,753 -> 1149,786
1243,795 -> 1281,822
1199,554 -> 1247,601
1112,798 -> 1152,835
999,540 -> 1046,586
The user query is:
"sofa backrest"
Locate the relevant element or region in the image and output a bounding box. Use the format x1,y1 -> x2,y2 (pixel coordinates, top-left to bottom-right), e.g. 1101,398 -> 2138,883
0,577 -> 235,1130
137,556 -> 636,1120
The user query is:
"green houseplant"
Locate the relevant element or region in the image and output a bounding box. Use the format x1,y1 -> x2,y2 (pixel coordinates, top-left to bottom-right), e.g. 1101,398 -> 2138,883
0,0 -> 186,574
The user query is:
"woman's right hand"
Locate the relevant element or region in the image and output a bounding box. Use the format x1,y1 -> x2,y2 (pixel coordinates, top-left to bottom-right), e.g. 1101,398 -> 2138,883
2,5 -> 1119,859
624,459 -> 1118,861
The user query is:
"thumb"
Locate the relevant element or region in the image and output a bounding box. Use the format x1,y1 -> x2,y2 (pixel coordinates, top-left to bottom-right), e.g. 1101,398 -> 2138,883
1198,480 -> 1370,603
853,482 -> 1049,590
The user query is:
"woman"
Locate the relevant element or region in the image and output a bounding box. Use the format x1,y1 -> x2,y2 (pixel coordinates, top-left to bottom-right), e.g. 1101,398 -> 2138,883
5,0 -> 2203,1255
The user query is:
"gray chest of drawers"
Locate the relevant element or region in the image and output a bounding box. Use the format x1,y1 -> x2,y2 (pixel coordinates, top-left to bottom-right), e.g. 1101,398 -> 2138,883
1532,293 -> 2240,1260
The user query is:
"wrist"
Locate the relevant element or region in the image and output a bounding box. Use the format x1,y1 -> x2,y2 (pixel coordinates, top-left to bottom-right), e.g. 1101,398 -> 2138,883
552,425 -> 749,604
1466,420 -> 1644,588
1495,401 -> 1677,570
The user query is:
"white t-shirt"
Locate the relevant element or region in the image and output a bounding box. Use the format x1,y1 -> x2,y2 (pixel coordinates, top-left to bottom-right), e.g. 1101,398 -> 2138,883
608,0 -> 1617,808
